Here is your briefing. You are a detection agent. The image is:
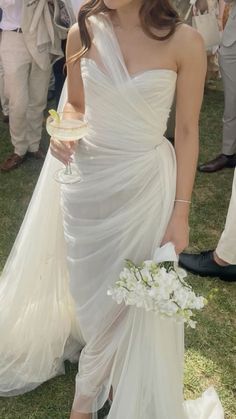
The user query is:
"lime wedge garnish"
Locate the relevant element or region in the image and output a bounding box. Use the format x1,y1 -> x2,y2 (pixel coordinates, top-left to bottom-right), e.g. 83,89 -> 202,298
49,109 -> 60,123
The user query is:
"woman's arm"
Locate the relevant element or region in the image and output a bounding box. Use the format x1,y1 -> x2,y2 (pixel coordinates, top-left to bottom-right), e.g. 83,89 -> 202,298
162,25 -> 207,254
50,23 -> 85,164
64,23 -> 85,115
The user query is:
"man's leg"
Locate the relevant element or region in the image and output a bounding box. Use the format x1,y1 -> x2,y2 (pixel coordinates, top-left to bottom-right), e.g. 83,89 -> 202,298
216,169 -> 236,265
1,31 -> 30,160
179,169 -> 236,281
220,43 -> 236,156
198,42 -> 236,172
0,33 -> 9,120
53,39 -> 67,107
0,62 -> 9,118
26,60 -> 51,154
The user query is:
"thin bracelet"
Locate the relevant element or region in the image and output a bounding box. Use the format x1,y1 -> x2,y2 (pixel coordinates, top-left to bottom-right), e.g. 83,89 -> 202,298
175,199 -> 192,204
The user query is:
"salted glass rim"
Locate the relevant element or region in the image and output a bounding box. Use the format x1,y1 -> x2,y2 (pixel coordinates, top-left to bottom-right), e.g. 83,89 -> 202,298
46,112 -> 87,130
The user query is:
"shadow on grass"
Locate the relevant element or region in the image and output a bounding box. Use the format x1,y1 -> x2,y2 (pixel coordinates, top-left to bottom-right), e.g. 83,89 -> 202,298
184,276 -> 236,419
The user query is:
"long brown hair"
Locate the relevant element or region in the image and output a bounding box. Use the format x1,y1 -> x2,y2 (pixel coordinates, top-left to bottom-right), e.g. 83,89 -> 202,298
77,0 -> 181,58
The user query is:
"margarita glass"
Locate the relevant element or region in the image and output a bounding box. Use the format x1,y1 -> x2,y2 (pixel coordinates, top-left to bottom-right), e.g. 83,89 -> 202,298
46,112 -> 88,184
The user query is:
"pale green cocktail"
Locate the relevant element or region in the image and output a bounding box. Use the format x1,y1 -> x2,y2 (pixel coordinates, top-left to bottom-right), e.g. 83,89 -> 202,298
46,112 -> 89,184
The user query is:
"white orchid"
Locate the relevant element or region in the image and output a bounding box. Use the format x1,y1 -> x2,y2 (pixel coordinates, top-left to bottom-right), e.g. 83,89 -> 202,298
107,257 -> 207,329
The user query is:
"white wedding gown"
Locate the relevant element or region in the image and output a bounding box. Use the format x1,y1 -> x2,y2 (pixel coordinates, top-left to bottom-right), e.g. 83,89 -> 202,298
0,13 -> 224,419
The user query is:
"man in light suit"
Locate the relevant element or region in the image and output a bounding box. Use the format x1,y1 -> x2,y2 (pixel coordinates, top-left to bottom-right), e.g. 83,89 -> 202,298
0,0 -> 53,172
199,0 -> 236,172
0,0 -> 73,173
179,169 -> 236,281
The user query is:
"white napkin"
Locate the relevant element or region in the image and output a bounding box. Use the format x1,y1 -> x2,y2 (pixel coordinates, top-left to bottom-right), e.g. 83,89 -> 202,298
153,242 -> 178,264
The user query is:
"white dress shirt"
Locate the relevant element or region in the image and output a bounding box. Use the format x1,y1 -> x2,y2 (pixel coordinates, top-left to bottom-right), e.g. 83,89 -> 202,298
0,0 -> 23,30
70,0 -> 84,19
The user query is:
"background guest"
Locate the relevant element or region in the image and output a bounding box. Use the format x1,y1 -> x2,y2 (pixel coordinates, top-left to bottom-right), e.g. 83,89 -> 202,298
0,55 -> 8,123
47,70 -> 56,102
198,0 -> 236,172
0,0 -> 71,173
206,0 -> 225,82
0,8 -> 8,122
0,0 -> 55,172
0,60 -> 9,122
70,0 -> 85,19
179,169 -> 236,281
50,0 -> 76,106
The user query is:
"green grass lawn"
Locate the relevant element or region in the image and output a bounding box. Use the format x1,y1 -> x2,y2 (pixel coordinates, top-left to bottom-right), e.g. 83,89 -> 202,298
0,87 -> 235,419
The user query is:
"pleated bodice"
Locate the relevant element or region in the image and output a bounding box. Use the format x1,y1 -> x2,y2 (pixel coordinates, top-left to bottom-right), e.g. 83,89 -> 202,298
80,57 -> 177,153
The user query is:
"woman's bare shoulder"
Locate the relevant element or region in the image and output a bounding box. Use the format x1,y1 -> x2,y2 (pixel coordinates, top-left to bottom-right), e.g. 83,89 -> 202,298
173,23 -> 205,53
169,23 -> 206,70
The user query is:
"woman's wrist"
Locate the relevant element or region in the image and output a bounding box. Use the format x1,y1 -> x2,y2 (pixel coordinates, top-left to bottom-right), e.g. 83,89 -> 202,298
173,200 -> 191,218
175,199 -> 191,204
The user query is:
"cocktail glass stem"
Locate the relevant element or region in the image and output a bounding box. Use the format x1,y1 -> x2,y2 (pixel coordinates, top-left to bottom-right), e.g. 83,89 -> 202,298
65,162 -> 73,175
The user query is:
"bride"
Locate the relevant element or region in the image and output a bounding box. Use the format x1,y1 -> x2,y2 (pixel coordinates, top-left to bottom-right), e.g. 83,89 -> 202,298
0,0 -> 224,418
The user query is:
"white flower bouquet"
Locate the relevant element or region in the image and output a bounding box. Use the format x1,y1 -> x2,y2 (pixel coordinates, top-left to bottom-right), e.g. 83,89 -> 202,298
107,243 -> 207,329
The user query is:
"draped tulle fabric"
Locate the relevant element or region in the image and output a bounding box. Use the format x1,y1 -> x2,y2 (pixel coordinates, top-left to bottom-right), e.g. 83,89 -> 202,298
62,14 -> 224,419
0,88 -> 85,396
0,12 -> 224,419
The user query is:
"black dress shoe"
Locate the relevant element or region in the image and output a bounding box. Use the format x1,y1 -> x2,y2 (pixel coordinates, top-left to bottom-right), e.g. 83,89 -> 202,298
179,251 -> 236,282
198,154 -> 236,173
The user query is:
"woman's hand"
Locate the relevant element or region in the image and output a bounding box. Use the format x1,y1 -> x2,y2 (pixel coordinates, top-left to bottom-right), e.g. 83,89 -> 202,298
50,139 -> 76,165
161,211 -> 190,255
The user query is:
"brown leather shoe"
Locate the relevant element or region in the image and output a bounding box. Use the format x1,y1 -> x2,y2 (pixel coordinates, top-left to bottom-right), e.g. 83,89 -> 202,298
198,153 -> 236,173
1,153 -> 26,172
27,148 -> 46,160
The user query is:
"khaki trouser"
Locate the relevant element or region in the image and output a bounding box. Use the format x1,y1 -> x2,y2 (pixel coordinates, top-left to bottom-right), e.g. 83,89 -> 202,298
219,42 -> 236,156
0,31 -> 51,156
216,169 -> 236,264
0,59 -> 8,116
0,32 -> 8,116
